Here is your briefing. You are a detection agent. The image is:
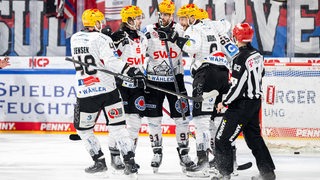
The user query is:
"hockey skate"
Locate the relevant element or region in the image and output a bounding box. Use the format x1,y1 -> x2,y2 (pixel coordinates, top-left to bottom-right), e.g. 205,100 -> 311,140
186,150 -> 210,178
211,173 -> 231,180
209,158 -> 219,174
123,151 -> 138,178
151,147 -> 163,173
110,154 -> 125,174
177,146 -> 195,173
109,147 -> 125,174
85,158 -> 108,174
251,171 -> 276,180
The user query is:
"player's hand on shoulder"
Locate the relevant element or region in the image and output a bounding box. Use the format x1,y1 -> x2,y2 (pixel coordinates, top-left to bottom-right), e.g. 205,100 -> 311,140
101,25 -> 112,36
110,30 -> 129,47
111,30 -> 125,42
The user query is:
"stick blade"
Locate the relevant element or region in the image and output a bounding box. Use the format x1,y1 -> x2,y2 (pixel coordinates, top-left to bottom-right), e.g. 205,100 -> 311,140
69,134 -> 81,141
202,90 -> 219,100
237,162 -> 252,170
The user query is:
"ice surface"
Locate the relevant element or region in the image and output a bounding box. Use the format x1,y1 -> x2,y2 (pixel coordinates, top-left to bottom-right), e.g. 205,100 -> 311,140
0,133 -> 319,180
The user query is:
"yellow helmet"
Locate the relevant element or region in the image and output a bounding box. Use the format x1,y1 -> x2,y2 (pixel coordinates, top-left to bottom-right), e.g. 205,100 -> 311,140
185,3 -> 200,19
82,9 -> 104,27
159,0 -> 175,14
120,5 -> 143,23
198,8 -> 209,19
177,5 -> 188,17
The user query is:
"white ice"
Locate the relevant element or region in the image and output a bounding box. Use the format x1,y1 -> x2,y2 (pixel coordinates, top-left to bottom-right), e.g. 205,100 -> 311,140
0,133 -> 320,180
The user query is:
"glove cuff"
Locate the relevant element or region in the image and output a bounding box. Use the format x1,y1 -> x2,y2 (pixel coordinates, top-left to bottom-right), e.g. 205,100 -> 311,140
176,37 -> 189,49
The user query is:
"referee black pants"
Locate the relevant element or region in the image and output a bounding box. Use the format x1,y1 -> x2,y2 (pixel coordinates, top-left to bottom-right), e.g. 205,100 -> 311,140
214,99 -> 275,176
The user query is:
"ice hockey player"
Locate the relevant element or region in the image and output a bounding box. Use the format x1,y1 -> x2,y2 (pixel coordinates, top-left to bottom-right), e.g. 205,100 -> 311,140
194,8 -> 244,176
157,3 -> 239,177
213,23 -> 276,180
70,8 -> 144,176
103,5 -> 148,172
141,0 -> 194,173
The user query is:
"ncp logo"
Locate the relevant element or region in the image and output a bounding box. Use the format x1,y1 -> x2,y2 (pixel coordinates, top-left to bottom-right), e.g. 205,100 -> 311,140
29,57 -> 49,67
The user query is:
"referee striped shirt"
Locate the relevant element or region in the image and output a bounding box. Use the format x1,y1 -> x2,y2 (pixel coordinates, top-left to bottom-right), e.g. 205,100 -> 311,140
222,44 -> 264,106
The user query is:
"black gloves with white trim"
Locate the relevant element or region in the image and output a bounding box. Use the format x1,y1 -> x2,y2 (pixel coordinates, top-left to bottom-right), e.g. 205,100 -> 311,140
156,24 -> 188,49
122,64 -> 146,89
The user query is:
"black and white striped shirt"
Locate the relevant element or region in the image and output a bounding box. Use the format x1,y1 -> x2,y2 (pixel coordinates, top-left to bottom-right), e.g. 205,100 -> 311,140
222,44 -> 264,106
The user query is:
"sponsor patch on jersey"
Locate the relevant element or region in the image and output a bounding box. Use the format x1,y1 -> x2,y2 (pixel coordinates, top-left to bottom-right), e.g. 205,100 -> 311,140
78,76 -> 100,86
146,104 -> 156,109
113,51 -> 119,57
87,115 -> 92,121
135,96 -> 146,111
79,86 -> 107,95
225,43 -> 239,57
107,108 -> 123,119
175,99 -> 189,113
141,27 -> 147,33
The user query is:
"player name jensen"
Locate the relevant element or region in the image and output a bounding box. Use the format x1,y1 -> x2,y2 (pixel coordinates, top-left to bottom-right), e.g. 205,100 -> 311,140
73,47 -> 89,54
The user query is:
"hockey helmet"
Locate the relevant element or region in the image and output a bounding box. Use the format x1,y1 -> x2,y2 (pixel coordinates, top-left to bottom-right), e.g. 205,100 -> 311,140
184,3 -> 200,19
120,5 -> 143,23
198,8 -> 209,19
232,23 -> 254,43
159,0 -> 175,14
177,5 -> 188,17
82,9 -> 105,27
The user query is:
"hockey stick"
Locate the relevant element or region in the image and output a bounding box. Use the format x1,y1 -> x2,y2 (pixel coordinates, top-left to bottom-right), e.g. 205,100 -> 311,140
69,134 -> 81,140
65,57 -> 216,102
156,2 -> 186,120
237,162 -> 252,170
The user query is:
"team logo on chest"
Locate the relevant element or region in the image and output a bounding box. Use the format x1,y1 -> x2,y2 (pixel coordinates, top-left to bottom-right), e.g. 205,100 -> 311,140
135,96 -> 146,111
175,98 -> 189,113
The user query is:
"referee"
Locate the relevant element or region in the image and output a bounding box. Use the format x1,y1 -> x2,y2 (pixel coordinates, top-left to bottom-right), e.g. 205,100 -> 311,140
212,23 -> 276,180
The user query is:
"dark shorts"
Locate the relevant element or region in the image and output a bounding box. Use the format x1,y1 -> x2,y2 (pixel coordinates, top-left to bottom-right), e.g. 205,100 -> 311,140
117,84 -> 145,117
144,74 -> 190,118
74,89 -> 125,130
192,64 -> 230,117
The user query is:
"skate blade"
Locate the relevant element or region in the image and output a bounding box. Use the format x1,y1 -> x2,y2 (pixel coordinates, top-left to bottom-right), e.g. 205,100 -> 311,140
209,167 -> 219,174
232,170 -> 239,176
88,171 -> 109,178
153,167 -> 159,173
181,167 -> 186,173
111,168 -> 124,175
186,169 -> 210,178
126,172 -> 138,180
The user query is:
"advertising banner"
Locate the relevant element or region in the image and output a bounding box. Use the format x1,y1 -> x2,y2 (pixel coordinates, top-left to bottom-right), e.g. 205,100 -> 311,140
0,0 -> 319,57
262,65 -> 320,138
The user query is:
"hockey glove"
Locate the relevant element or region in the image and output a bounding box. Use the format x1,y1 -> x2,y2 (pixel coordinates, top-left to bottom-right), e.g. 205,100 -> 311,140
157,30 -> 179,43
111,30 -> 126,46
126,67 -> 146,89
101,25 -> 112,36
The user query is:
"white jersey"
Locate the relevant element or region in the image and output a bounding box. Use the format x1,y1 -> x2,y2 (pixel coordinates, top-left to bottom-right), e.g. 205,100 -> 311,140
70,31 -> 126,98
183,19 -> 239,72
142,23 -> 184,81
117,30 -> 148,72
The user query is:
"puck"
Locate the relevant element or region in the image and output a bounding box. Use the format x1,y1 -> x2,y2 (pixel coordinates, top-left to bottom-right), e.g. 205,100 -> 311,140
294,151 -> 300,154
